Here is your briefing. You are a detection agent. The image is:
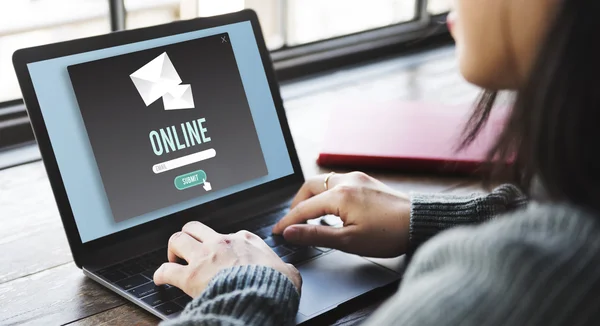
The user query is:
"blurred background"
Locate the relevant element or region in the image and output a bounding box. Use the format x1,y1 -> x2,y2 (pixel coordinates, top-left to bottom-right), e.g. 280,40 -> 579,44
0,0 -> 455,161
0,0 -> 451,103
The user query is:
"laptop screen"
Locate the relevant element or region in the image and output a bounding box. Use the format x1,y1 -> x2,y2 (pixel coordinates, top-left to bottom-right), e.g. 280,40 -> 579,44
26,21 -> 294,243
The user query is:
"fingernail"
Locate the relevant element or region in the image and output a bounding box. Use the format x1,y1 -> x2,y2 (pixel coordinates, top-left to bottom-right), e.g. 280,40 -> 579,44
170,232 -> 181,241
283,226 -> 299,239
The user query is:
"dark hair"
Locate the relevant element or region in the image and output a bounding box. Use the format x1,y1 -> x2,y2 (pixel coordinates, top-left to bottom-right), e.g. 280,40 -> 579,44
461,0 -> 600,211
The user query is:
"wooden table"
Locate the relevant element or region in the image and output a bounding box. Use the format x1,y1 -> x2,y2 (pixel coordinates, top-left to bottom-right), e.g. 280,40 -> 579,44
0,46 -> 483,325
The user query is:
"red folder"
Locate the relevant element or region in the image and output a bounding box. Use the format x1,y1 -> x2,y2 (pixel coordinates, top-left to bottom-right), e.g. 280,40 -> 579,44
317,101 -> 508,174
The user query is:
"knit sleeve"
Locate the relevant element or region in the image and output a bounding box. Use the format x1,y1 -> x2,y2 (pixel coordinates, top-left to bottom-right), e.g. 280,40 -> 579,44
162,265 -> 299,326
409,183 -> 527,252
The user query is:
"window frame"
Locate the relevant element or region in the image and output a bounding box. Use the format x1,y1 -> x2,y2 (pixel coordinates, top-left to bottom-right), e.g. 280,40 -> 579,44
0,0 -> 450,151
0,99 -> 32,149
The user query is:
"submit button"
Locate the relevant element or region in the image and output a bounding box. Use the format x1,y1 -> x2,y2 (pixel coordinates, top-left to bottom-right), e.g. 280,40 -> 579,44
174,170 -> 207,190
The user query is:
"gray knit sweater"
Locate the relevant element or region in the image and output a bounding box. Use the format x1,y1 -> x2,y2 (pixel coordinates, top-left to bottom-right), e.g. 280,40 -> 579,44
164,184 -> 600,325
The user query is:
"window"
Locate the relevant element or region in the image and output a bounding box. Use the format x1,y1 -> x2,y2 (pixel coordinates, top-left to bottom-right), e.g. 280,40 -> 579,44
125,0 -> 286,50
285,0 -> 417,46
0,0 -> 110,103
428,0 -> 452,15
0,0 -> 452,152
124,0 -> 431,49
1,0 -> 452,102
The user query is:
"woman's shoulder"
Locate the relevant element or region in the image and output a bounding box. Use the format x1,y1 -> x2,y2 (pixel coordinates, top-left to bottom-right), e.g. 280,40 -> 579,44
492,202 -> 600,239
398,202 -> 600,324
408,202 -> 600,279
434,202 -> 600,248
378,203 -> 600,326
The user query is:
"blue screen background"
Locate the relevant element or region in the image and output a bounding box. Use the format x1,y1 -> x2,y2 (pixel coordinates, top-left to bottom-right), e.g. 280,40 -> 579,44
27,21 -> 294,243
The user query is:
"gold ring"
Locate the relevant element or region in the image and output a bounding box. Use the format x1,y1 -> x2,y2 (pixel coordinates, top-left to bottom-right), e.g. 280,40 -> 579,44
324,172 -> 335,191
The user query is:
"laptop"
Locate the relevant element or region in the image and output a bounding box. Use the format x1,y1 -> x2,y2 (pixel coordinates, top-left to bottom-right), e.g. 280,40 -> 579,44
12,9 -> 401,324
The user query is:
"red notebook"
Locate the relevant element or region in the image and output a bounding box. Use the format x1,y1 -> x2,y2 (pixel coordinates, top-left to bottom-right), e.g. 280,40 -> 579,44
317,101 -> 508,174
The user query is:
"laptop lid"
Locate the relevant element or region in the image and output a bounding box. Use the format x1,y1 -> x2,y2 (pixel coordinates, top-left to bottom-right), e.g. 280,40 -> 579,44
12,10 -> 303,268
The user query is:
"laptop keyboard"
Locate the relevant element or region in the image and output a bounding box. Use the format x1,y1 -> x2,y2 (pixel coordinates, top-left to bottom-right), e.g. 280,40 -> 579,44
95,208 -> 330,316
96,248 -> 190,316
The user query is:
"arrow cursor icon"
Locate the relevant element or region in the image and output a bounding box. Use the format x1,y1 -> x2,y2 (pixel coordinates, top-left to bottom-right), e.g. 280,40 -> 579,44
202,178 -> 212,191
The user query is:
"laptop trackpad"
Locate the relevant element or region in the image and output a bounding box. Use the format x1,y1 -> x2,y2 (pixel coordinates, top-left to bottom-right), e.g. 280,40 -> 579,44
297,250 -> 399,318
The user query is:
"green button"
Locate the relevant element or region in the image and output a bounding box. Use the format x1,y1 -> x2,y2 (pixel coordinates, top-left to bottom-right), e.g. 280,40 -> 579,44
174,170 -> 207,190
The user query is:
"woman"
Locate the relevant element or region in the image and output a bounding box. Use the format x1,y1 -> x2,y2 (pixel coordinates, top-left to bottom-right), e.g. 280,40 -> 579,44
155,0 -> 600,324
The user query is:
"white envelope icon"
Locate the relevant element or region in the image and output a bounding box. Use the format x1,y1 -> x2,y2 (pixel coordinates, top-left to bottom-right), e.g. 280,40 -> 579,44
163,84 -> 194,110
130,52 -> 195,110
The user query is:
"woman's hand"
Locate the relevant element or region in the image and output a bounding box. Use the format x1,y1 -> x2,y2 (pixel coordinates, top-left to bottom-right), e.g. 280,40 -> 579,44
154,221 -> 302,298
272,172 -> 411,258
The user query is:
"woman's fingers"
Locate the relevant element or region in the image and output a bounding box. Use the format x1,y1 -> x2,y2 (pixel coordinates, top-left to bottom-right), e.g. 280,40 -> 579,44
153,262 -> 188,288
290,173 -> 341,209
181,221 -> 219,243
289,177 -> 321,209
167,231 -> 202,263
273,190 -> 340,234
282,224 -> 351,250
